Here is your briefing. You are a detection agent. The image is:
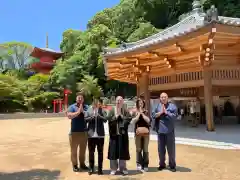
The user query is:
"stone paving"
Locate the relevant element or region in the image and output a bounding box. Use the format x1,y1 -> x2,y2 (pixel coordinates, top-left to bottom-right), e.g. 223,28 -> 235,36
0,118 -> 239,180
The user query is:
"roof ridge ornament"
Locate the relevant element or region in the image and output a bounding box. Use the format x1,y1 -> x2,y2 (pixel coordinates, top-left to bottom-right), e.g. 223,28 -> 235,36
179,0 -> 204,21
204,5 -> 219,22
120,41 -> 127,49
46,32 -> 49,48
192,0 -> 202,12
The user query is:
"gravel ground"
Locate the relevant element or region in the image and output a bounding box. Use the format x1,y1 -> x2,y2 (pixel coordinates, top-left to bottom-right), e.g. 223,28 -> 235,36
0,118 -> 239,180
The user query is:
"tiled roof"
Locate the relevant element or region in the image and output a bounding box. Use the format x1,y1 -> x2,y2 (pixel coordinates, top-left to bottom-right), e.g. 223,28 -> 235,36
103,1 -> 240,57
38,47 -> 63,54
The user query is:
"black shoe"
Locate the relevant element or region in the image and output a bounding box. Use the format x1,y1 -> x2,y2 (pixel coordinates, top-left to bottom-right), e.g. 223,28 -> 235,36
98,169 -> 103,175
169,167 -> 176,172
80,164 -> 89,171
158,166 -> 166,171
73,165 -> 80,172
88,168 -> 94,175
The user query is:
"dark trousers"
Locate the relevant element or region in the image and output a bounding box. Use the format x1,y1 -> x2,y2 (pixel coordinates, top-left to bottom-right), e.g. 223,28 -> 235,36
88,138 -> 104,170
157,132 -> 176,168
135,136 -> 149,168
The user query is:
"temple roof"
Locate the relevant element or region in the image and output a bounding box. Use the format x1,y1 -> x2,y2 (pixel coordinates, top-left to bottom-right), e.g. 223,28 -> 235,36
103,1 -> 240,57
30,47 -> 64,59
40,47 -> 63,54
30,61 -> 55,68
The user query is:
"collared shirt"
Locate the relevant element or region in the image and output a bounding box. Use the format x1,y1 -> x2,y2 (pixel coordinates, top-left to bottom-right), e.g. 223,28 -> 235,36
152,102 -> 177,134
87,106 -> 104,138
68,103 -> 88,133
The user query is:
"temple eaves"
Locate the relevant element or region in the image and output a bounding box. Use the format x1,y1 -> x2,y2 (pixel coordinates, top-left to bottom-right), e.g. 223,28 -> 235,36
103,1 -> 240,57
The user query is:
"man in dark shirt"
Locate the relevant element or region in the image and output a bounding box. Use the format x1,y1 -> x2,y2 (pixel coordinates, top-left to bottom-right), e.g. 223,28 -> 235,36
152,92 -> 178,172
67,92 -> 89,172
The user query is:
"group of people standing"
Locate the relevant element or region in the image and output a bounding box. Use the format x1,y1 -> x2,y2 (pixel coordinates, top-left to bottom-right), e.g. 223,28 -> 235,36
66,92 -> 178,176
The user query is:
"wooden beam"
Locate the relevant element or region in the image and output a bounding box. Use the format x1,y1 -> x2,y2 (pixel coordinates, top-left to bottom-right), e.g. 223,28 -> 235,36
211,65 -> 240,70
178,33 -> 210,48
104,25 -> 212,59
174,43 -> 184,52
110,77 -> 136,84
227,39 -> 240,48
215,24 -> 240,36
214,36 -> 240,42
170,50 -> 201,61
175,58 -> 199,65
213,49 -> 240,55
107,64 -> 133,69
149,80 -> 204,91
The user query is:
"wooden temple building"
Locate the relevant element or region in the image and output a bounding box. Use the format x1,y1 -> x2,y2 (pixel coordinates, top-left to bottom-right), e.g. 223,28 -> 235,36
30,33 -> 64,74
103,1 -> 240,131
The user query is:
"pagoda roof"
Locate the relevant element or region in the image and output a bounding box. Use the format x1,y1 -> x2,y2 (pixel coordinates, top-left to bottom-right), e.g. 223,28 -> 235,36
30,61 -> 55,69
30,47 -> 64,59
103,1 -> 240,57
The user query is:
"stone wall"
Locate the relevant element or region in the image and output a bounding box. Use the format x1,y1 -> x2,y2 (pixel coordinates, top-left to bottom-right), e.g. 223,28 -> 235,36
0,113 -> 66,120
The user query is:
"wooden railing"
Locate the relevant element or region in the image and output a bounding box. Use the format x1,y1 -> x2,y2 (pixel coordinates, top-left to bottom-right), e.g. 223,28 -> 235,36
150,71 -> 203,85
212,69 -> 240,80
150,69 -> 240,85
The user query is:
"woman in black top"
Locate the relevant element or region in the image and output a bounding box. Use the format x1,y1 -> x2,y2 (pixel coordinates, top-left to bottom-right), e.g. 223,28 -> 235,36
131,98 -> 151,172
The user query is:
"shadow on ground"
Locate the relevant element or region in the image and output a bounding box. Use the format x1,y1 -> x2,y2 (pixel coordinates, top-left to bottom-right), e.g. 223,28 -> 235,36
102,169 -> 141,176
176,166 -> 192,172
0,169 -> 61,180
147,166 -> 191,172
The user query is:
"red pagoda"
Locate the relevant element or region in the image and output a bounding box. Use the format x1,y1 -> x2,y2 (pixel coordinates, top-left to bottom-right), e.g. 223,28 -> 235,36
29,33 -> 64,74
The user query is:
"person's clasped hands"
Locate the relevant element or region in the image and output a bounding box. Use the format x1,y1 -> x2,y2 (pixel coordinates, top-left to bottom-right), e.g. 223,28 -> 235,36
155,104 -> 167,118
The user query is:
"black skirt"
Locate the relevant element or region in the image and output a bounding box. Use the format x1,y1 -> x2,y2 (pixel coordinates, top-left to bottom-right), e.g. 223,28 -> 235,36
107,117 -> 130,160
107,134 -> 130,160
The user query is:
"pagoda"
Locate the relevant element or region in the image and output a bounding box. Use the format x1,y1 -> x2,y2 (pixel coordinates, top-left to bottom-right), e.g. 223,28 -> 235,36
29,33 -> 64,74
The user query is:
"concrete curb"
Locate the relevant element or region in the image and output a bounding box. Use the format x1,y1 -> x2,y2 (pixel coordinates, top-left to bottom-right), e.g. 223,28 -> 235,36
0,113 -> 65,120
103,124 -> 240,150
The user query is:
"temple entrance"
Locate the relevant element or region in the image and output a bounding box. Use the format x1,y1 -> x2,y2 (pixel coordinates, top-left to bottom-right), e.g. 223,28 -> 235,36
151,94 -> 240,128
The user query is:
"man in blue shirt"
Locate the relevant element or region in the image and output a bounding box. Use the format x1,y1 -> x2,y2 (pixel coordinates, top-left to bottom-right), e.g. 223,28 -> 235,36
67,92 -> 89,172
152,92 -> 177,172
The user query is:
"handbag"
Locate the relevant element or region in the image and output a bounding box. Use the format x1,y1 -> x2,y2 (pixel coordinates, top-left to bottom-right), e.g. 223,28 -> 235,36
136,126 -> 149,136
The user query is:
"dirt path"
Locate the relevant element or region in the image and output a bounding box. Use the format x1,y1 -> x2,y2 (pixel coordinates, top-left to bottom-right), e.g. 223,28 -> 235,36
0,118 -> 239,180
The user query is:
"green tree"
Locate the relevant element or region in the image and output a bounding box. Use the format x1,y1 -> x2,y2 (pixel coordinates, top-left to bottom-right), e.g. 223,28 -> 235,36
0,73 -> 24,101
23,73 -> 60,111
60,29 -> 84,57
87,8 -> 115,30
77,75 -> 103,102
0,42 -> 33,70
203,0 -> 240,17
127,22 -> 160,42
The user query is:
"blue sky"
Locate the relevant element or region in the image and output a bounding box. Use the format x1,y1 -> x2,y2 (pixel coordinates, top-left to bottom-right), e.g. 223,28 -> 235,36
0,0 -> 119,50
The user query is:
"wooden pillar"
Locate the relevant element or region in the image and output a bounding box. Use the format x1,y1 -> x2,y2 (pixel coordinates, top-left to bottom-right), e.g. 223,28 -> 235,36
203,68 -> 215,131
136,83 -> 140,98
143,72 -> 150,113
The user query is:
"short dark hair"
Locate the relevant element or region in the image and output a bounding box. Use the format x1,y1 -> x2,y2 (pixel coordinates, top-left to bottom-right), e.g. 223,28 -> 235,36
136,98 -> 145,109
92,98 -> 103,104
76,92 -> 83,97
98,99 -> 103,104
